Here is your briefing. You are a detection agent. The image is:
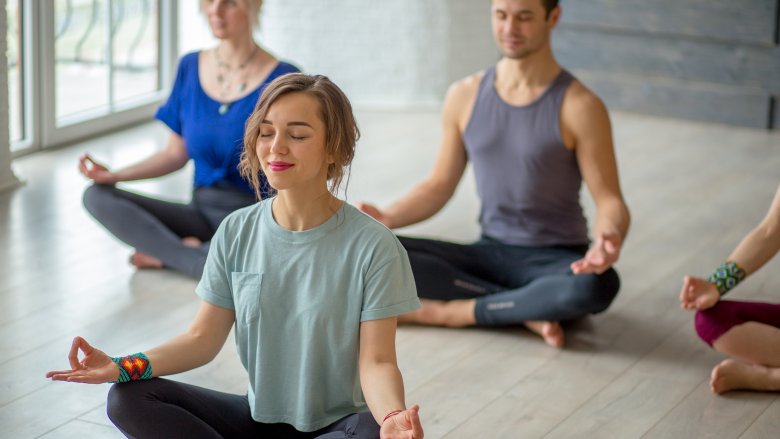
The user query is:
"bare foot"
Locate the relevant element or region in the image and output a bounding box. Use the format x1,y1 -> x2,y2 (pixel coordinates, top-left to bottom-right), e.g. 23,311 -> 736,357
710,359 -> 780,394
182,236 -> 202,248
524,321 -> 565,348
129,250 -> 163,269
398,299 -> 476,327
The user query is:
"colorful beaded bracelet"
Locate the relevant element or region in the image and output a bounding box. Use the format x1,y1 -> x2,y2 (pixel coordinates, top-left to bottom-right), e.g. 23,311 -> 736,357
111,352 -> 153,383
707,260 -> 746,296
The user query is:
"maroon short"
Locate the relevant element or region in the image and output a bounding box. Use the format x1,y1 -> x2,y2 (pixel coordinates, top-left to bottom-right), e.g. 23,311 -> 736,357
695,300 -> 780,346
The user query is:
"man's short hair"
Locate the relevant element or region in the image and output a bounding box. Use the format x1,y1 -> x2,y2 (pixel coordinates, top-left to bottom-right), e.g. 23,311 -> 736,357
542,0 -> 559,17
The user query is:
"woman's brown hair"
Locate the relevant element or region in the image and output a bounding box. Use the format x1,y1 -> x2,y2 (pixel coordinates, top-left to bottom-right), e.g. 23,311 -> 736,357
240,73 -> 360,199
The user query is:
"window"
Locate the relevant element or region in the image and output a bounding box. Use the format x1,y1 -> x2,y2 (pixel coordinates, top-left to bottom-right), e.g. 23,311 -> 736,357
7,0 -> 25,150
7,0 -> 178,155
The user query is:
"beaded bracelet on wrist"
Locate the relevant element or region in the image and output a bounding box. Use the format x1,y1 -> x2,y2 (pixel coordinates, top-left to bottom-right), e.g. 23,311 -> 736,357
707,260 -> 746,297
382,409 -> 403,424
111,352 -> 153,383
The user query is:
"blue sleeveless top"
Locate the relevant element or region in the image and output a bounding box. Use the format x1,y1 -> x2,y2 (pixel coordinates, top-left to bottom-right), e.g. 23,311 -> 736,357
462,66 -> 589,246
155,52 -> 299,196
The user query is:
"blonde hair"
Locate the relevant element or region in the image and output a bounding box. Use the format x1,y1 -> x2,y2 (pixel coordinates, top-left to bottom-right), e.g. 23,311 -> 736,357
201,0 -> 263,29
240,74 -> 360,198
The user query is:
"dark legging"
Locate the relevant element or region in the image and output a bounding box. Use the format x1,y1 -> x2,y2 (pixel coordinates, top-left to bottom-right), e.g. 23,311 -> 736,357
106,379 -> 380,438
83,184 -> 255,279
695,300 -> 780,346
398,235 -> 620,326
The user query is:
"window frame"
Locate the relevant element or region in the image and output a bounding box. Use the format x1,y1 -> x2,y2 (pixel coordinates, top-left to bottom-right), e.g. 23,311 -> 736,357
10,0 -> 179,157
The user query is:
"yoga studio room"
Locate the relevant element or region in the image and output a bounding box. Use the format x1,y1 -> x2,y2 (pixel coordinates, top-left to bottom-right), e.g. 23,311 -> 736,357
1,1 -> 779,438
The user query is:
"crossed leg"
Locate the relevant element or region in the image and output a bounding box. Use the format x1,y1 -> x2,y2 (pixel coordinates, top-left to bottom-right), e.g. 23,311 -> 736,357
396,237 -> 618,348
696,300 -> 780,394
398,299 -> 565,348
709,321 -> 780,394
130,236 -> 204,269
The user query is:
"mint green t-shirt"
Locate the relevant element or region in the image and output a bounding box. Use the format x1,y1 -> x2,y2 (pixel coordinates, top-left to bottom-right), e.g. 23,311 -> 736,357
195,198 -> 420,432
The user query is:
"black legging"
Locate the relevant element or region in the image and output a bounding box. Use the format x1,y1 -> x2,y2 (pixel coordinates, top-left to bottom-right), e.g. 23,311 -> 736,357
106,379 -> 380,438
399,235 -> 620,325
83,184 -> 255,279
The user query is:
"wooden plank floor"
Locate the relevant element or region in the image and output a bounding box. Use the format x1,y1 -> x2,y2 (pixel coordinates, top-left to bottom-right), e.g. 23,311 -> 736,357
0,109 -> 778,438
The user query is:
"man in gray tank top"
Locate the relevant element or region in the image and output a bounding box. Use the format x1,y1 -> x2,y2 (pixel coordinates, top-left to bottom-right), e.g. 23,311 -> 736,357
358,0 -> 630,348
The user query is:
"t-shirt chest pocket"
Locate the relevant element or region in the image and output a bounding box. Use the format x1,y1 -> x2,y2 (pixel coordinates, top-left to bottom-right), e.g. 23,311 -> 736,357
231,272 -> 263,326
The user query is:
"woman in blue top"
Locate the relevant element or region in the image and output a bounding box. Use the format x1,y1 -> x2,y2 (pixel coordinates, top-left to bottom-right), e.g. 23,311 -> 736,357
48,74 -> 425,438
79,0 -> 298,279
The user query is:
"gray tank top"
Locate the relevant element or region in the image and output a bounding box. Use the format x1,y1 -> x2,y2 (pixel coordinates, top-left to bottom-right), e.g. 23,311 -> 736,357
463,66 -> 588,246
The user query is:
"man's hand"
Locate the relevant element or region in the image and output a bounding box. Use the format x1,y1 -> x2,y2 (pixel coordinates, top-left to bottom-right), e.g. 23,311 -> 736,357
570,233 -> 621,275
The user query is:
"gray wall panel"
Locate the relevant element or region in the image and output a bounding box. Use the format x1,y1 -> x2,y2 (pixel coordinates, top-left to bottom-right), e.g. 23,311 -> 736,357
553,28 -> 780,95
574,71 -> 772,129
556,0 -> 780,129
561,0 -> 779,45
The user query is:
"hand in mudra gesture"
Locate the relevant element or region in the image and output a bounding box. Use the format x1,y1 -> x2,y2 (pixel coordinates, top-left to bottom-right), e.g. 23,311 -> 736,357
46,336 -> 119,384
380,405 -> 424,439
679,275 -> 720,311
78,154 -> 118,185
571,232 -> 622,275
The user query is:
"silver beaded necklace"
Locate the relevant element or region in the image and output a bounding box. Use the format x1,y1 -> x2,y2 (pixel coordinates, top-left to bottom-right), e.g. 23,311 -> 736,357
214,45 -> 258,115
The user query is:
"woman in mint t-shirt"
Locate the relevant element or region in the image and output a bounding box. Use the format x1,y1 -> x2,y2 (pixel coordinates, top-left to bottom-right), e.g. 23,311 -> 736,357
47,74 -> 424,438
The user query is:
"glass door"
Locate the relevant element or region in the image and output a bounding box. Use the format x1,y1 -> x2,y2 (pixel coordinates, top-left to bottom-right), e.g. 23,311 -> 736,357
7,0 -> 30,153
7,0 -> 178,155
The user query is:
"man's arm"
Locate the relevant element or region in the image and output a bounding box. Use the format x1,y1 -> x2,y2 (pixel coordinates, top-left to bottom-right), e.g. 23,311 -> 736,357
357,76 -> 479,229
564,82 -> 631,274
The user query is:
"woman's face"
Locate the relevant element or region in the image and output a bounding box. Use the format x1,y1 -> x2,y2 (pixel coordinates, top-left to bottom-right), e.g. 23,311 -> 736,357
256,92 -> 332,194
203,0 -> 252,40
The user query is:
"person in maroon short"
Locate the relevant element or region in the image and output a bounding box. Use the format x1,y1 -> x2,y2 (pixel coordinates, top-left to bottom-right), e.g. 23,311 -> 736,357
680,184 -> 780,394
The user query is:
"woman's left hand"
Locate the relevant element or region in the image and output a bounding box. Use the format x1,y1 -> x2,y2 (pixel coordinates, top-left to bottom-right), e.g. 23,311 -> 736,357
380,405 -> 424,439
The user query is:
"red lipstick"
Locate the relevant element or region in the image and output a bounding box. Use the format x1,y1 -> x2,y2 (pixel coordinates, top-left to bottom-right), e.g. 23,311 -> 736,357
269,161 -> 294,172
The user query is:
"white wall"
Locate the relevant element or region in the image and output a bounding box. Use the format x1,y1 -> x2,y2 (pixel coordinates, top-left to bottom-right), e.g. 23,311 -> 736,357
2,0 -> 499,191
260,0 -> 498,108
178,1 -> 217,55
180,0 -> 499,109
0,0 -> 22,191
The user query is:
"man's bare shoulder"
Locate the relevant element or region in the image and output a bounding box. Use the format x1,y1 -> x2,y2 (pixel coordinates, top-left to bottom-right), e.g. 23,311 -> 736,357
443,71 -> 485,129
446,72 -> 484,103
561,79 -> 613,150
563,79 -> 608,115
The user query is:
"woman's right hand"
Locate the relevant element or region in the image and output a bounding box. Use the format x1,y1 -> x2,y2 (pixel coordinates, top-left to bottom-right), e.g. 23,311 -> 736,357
46,336 -> 120,384
79,154 -> 118,185
679,275 -> 720,311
